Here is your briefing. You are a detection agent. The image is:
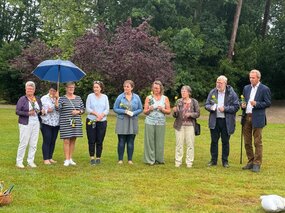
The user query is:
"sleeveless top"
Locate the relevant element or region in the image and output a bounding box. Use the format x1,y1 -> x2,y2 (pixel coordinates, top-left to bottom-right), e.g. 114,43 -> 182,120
145,95 -> 166,126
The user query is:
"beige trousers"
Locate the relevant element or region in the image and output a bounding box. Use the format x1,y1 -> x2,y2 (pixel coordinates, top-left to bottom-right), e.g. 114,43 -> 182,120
175,125 -> 195,166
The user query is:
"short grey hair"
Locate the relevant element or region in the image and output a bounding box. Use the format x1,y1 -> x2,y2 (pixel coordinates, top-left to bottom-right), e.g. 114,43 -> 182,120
25,81 -> 36,89
217,75 -> 228,84
250,69 -> 261,79
181,85 -> 192,96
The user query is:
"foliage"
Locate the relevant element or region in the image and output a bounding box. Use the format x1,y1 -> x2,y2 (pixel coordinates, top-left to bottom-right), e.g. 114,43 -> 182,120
0,0 -> 41,44
10,39 -> 62,96
0,41 -> 23,103
40,0 -> 97,57
72,19 -> 175,95
1,0 -> 285,102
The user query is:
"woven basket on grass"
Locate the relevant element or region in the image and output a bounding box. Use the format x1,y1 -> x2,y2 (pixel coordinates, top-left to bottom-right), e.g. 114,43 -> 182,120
0,193 -> 13,206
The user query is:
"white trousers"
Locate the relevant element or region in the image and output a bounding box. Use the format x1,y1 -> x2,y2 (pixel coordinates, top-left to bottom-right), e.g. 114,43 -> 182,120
16,121 -> 40,164
175,126 -> 195,166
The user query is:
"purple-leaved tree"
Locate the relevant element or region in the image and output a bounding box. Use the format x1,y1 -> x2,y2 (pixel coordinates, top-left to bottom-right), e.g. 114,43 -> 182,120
10,39 -> 62,93
72,18 -> 174,93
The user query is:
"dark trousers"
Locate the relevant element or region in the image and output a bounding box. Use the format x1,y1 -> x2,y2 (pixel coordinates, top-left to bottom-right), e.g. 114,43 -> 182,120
41,123 -> 59,160
210,118 -> 230,164
117,134 -> 136,161
243,115 -> 263,165
86,119 -> 107,158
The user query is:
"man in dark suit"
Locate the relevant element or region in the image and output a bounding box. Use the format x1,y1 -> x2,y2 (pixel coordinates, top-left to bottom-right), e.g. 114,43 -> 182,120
241,69 -> 271,172
205,75 -> 239,168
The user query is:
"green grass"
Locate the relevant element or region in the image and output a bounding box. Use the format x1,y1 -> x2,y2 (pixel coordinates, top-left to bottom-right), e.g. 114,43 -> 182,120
0,107 -> 284,212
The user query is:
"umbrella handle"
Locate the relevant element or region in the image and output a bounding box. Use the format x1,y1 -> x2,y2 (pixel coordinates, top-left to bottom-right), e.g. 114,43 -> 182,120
57,65 -> 60,92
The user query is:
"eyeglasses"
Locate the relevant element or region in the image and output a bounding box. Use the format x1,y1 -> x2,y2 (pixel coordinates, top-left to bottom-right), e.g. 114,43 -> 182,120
94,81 -> 101,84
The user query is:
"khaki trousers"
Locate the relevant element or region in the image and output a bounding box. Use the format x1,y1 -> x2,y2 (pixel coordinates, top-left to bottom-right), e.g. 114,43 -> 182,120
243,115 -> 263,165
175,126 -> 195,167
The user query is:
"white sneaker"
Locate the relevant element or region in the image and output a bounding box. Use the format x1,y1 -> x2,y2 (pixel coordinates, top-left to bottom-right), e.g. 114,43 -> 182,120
16,163 -> 25,169
28,162 -> 37,168
175,163 -> 181,168
69,159 -> 76,166
186,164 -> 193,168
63,160 -> 70,166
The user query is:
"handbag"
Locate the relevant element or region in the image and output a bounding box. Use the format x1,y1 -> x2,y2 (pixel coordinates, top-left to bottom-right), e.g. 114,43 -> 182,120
194,121 -> 201,136
192,99 -> 201,136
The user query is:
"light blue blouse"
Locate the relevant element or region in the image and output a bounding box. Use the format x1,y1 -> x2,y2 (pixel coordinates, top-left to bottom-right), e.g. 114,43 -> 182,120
86,93 -> 109,121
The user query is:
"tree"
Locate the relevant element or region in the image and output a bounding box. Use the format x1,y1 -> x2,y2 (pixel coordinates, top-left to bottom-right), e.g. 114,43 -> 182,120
261,0 -> 272,37
72,19 -> 174,94
0,0 -> 41,44
10,39 -> 62,94
40,0 -> 97,57
227,0 -> 243,60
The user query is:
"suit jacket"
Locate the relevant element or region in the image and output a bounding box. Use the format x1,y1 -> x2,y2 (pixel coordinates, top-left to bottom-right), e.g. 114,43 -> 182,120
242,83 -> 271,128
205,85 -> 239,135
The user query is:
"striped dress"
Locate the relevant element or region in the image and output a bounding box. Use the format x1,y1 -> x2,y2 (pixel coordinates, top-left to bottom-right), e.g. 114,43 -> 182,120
58,95 -> 85,139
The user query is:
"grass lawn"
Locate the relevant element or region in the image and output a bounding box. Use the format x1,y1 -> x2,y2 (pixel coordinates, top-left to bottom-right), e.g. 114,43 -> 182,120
0,106 -> 284,212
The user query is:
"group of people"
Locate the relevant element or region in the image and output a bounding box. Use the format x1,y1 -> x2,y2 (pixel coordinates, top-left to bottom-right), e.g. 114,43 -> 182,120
15,69 -> 271,173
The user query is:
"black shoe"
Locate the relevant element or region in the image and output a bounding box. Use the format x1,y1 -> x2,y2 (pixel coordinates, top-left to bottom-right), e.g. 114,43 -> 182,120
207,161 -> 217,167
251,164 -> 260,173
95,159 -> 101,164
90,159 -> 96,165
242,163 -> 253,170
155,161 -> 165,165
223,162 -> 229,168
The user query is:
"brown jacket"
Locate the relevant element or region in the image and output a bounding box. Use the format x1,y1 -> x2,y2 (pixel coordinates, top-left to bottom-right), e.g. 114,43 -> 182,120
173,98 -> 200,131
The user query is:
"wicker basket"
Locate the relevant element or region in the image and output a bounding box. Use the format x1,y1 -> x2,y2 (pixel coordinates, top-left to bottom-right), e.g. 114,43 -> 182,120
0,193 -> 13,206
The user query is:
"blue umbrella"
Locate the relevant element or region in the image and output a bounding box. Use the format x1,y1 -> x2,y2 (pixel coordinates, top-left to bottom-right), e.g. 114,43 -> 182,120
32,59 -> 86,85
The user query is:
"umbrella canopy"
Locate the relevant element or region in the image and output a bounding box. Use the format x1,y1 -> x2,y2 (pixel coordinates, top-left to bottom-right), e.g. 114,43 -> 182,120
32,59 -> 86,83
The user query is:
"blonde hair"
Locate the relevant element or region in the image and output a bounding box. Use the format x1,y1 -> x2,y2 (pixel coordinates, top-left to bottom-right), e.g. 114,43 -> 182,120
123,80 -> 135,88
65,82 -> 75,88
152,80 -> 164,95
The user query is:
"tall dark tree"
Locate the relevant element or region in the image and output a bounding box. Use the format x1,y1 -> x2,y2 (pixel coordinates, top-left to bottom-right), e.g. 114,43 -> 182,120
261,0 -> 272,38
227,0 -> 243,60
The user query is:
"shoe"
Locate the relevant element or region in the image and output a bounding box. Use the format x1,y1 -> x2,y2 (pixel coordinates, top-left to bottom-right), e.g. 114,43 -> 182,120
49,159 -> 57,164
118,160 -> 123,164
128,160 -> 133,165
95,159 -> 101,164
252,164 -> 260,173
90,159 -> 96,165
63,160 -> 70,166
28,162 -> 37,168
175,163 -> 181,168
69,159 -> 76,166
186,164 -> 192,168
207,161 -> 217,167
242,163 -> 253,170
16,163 -> 25,169
223,162 -> 229,168
155,161 -> 165,164
44,160 -> 51,165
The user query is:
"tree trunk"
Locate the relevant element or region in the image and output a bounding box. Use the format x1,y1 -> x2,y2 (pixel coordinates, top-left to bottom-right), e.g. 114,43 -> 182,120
261,0 -> 271,38
227,0 -> 243,60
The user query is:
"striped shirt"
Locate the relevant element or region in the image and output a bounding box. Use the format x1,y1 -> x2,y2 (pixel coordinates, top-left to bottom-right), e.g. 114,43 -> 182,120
58,95 -> 85,139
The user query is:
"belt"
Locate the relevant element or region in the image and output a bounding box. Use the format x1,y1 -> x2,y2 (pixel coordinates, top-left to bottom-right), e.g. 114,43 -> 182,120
246,113 -> 252,117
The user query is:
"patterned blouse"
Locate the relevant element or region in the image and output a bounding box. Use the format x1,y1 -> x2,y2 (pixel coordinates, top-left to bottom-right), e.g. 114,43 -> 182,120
41,93 -> 60,127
